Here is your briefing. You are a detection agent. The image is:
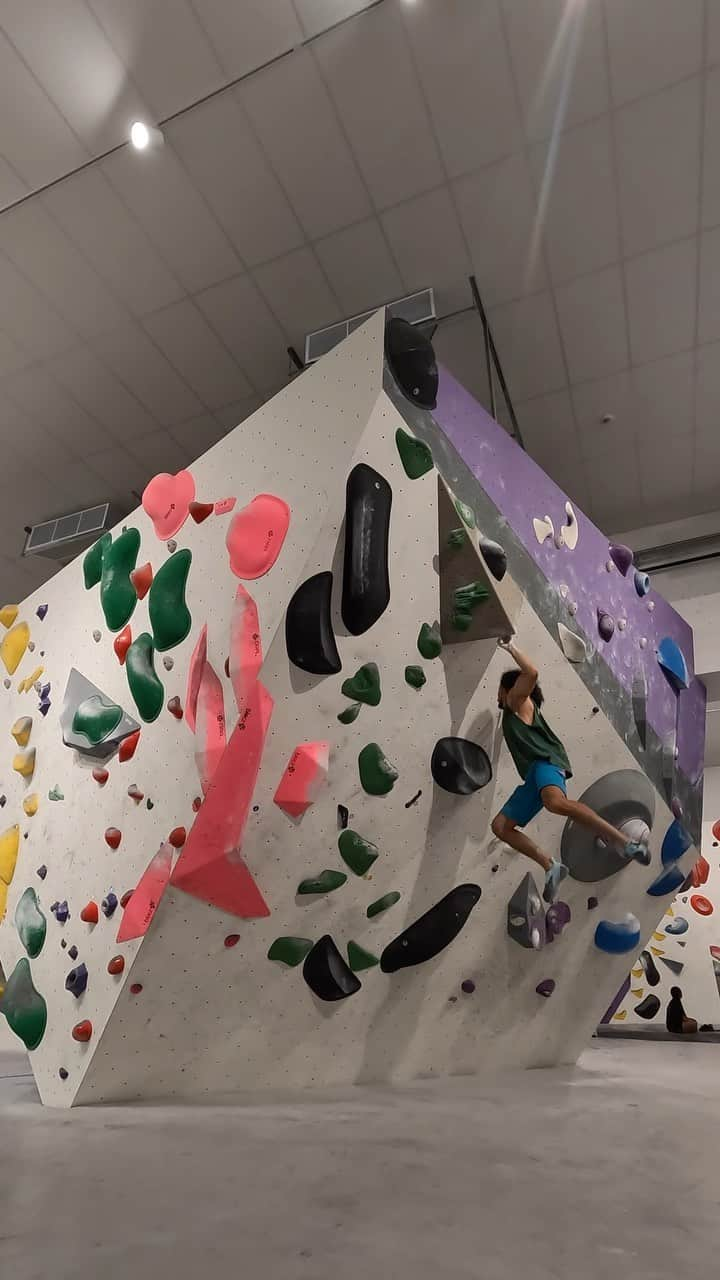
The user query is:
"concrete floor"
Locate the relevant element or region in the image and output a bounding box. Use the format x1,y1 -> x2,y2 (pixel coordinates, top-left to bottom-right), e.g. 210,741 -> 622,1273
1,1041 -> 719,1280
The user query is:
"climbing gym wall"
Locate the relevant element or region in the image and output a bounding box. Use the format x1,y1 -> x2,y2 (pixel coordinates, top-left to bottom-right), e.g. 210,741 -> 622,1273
0,308 -> 706,1107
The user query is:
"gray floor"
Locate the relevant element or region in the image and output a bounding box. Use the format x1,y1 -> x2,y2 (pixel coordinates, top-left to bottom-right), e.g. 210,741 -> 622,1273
1,1040 -> 718,1279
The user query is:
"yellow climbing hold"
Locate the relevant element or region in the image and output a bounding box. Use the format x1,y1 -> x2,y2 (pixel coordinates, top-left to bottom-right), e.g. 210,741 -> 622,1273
0,621 -> 30,675
22,794 -> 39,817
631,967 -> 644,978
0,604 -> 18,629
0,824 -> 20,884
11,716 -> 32,747
0,880 -> 7,923
613,1010 -> 628,1021
13,748 -> 36,779
650,946 -> 665,956
667,906 -> 675,917
18,664 -> 43,693
653,932 -> 665,942
631,988 -> 644,999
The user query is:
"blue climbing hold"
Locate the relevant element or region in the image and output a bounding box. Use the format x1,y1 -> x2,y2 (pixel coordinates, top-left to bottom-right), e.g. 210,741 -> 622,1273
65,963 -> 88,998
634,569 -> 650,597
54,901 -> 69,924
594,914 -> 641,954
101,892 -> 118,918
647,864 -> 686,897
656,637 -> 690,691
661,819 -> 693,866
665,916 -> 689,935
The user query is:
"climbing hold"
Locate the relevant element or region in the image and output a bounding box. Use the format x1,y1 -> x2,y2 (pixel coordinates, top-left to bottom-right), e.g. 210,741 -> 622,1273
636,951 -> 659,987
338,829 -> 379,877
35,603 -> 47,622
448,527 -> 467,550
83,533 -> 111,589
226,493 -> 290,579
647,601 -> 655,612
163,656 -> 174,672
61,669 -> 140,759
142,469 -> 195,539
2,677 -> 9,688
92,629 -> 102,642
639,637 -> 648,649
587,896 -> 599,910
167,695 -> 183,720
80,902 -> 99,925
108,956 -> 125,975
634,569 -> 650,597
347,941 -> 380,972
129,562 -> 153,601
101,893 -> 118,918
285,572 -> 341,675
297,870 -> 347,895
192,798 -> 201,812
72,696 -> 121,748
405,789 -> 422,808
274,742 -> 329,818
594,914 -> 641,954
215,497 -> 236,516
101,527 -> 140,632
267,937 -> 314,967
72,1020 -> 92,1043
536,979 -> 556,998
114,625 -> 132,665
545,900 -> 571,940
54,901 -> 69,924
507,873 -> 546,949
148,550 -> 192,652
665,916 -> 688,935
65,963 -> 88,999
36,865 -> 46,880
0,621 -> 30,674
15,888 -> 46,958
342,662 -> 381,707
367,892 -> 401,918
338,703 -> 362,724
657,637 -> 690,691
303,935 -> 362,1002
568,602 -> 578,617
461,979 -> 476,995
430,738 -> 492,795
385,316 -> 438,408
381,884 -> 481,973
0,958 -> 47,1050
560,502 -> 579,550
189,500 -> 214,524
617,618 -> 627,631
119,729 -> 140,762
395,426 -> 434,479
337,804 -> 349,829
405,665 -> 426,690
533,515 -> 554,545
126,633 -> 164,722
128,783 -> 144,803
104,828 -> 122,850
417,622 -> 442,660
120,890 -> 133,908
168,827 -> 186,849
358,743 -> 398,796
597,610 -> 615,642
659,956 -> 684,977
560,769 -> 655,882
647,864 -> 685,897
22,794 -> 39,818
691,894 -> 713,916
0,603 -> 18,628
0,826 -> 17,889
48,785 -> 64,802
12,749 -> 35,779
58,1067 -> 69,1080
223,934 -> 240,948
635,994 -> 661,1020
341,463 -> 392,635
557,623 -> 589,663
11,716 -> 32,747
130,983 -> 143,995
167,540 -> 177,553
689,855 -> 710,888
478,538 -> 507,581
661,819 -> 693,866
451,580 -> 489,631
609,543 -> 634,576
632,671 -> 648,748
454,499 -> 476,529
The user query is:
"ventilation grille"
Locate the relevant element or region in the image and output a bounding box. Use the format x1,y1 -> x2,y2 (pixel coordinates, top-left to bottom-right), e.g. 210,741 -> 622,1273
304,287 -> 436,365
23,503 -> 114,561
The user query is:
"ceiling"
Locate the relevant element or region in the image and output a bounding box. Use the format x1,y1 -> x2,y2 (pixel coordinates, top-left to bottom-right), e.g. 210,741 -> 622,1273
0,0 -> 717,602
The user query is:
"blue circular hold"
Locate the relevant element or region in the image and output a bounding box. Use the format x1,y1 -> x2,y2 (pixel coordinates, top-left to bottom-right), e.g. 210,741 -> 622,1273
594,915 -> 641,955
665,916 -> 689,935
634,569 -> 650,597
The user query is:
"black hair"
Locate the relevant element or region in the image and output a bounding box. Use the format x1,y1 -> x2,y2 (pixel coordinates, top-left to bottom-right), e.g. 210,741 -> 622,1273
499,669 -> 544,708
670,986 -> 682,999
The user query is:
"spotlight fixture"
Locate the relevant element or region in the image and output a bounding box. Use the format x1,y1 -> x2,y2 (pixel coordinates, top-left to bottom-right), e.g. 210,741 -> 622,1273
129,121 -> 164,152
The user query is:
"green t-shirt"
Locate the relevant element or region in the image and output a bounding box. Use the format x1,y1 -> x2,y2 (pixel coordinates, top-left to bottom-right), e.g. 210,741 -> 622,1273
502,705 -> 572,781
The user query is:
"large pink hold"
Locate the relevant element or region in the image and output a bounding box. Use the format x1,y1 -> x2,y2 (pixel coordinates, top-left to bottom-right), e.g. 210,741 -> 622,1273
229,585 -> 263,716
142,470 -> 195,539
116,843 -> 173,943
185,626 -> 207,734
195,659 -> 226,793
273,741 -> 330,818
226,494 -> 290,579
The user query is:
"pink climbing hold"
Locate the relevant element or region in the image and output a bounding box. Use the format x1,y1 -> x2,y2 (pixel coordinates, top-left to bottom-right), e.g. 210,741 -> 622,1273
116,843 -> 173,943
229,585 -> 263,717
194,660 -> 226,791
105,827 -> 122,850
273,741 -> 330,819
189,500 -> 214,524
226,494 -> 290,580
215,497 -> 236,516
142,469 -> 196,540
114,625 -> 132,665
92,768 -> 109,786
130,562 -> 153,600
185,625 -> 207,734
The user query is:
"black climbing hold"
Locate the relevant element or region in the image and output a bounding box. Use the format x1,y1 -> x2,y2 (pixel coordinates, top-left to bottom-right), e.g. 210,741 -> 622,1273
341,463 -> 392,636
380,884 -> 481,974
587,896 -> 598,910
61,939 -> 67,949
59,1067 -> 69,1080
461,979 -> 475,994
68,945 -> 78,961
639,949 -> 660,987
536,979 -> 556,998
659,956 -> 684,977
286,571 -> 341,675
337,804 -> 349,830
634,994 -> 661,1020
479,538 -> 507,582
385,316 -> 438,410
430,738 -> 492,795
65,963 -> 88,999
404,789 -> 422,809
36,865 -> 47,880
491,864 -> 499,874
302,935 -> 362,1002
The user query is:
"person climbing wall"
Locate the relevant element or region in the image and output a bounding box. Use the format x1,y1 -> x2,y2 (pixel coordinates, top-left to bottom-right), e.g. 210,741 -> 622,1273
665,986 -> 698,1036
491,638 -> 651,902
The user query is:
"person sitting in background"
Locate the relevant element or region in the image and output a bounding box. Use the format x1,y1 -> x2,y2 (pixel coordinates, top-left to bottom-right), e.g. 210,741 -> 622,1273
666,986 -> 698,1035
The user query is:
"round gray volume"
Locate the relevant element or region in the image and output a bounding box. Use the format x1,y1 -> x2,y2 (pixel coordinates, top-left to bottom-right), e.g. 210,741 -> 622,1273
560,769 -> 655,883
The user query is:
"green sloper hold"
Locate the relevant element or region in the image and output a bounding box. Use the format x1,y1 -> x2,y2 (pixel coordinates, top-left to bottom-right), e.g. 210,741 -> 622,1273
126,633 -> 164,723
341,662 -> 381,707
405,665 -> 426,690
148,549 -> 192,652
298,870 -> 347,895
452,581 -> 490,632
448,528 -> 467,550
0,958 -> 47,1050
418,622 -> 442,660
14,888 -> 46,958
395,427 -> 433,480
347,940 -> 380,972
358,743 -> 398,796
268,937 -> 314,967
100,527 -> 140,631
72,695 -> 122,746
338,703 -> 362,725
339,829 -> 379,876
83,532 -> 111,590
367,892 -> 401,919
454,499 -> 476,529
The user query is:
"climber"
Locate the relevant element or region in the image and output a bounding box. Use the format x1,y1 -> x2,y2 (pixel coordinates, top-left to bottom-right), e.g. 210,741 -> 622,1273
491,638 -> 650,902
666,987 -> 698,1035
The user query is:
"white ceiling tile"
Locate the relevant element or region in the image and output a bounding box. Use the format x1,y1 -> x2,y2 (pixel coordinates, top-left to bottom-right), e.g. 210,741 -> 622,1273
433,312 -> 493,406
695,340 -> 720,433
102,143 -> 242,293
252,247 -> 343,347
529,116 -> 619,284
0,394 -> 69,469
710,0 -> 720,66
0,326 -> 31,377
0,29 -> 88,188
0,201 -> 128,339
454,152 -> 546,306
500,0 -> 609,141
84,445 -> 147,500
401,0 -> 523,178
381,186 -> 472,315
191,0 -> 301,79
196,274 -> 290,394
313,2 -> 444,208
0,154 -> 27,207
698,226 -> 720,344
45,345 -> 159,442
487,291 -> 567,401
625,238 -> 697,363
92,320 -> 204,424
128,429 -> 189,480
571,370 -> 636,459
0,252 -> 77,359
239,49 -> 372,240
88,0 -> 223,121
586,445 -> 643,531
694,429 -> 720,504
605,0 -> 704,106
554,265 -> 628,382
294,0 -> 376,38
632,350 -> 696,446
143,299 -> 252,409
2,365 -> 107,458
638,431 -> 694,506
702,68 -> 720,229
615,78 -> 701,257
169,91 -> 304,266
169,414 -> 228,460
314,219 -> 403,316
50,459 -> 110,512
43,167 -> 184,317
513,388 -> 578,461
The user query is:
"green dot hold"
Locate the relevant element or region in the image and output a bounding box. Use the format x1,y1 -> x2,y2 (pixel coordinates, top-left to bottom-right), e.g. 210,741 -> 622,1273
0,958 -> 47,1051
339,829 -> 379,876
267,937 -> 314,967
148,549 -> 193,652
14,888 -> 46,959
358,743 -> 398,796
395,427 -> 434,479
297,870 -> 348,895
418,622 -> 442,660
405,665 -> 426,690
72,694 -> 122,746
341,662 -> 381,707
367,892 -> 401,919
100,528 -> 140,632
347,941 -> 380,972
338,703 -> 362,725
126,633 -> 164,723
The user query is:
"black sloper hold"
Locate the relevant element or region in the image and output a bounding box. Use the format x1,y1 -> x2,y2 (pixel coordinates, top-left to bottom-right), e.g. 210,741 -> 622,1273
634,994 -> 661,1020
380,884 -> 482,974
640,949 -> 660,987
431,738 -> 492,795
341,463 -> 392,636
303,935 -> 362,1002
385,316 -> 439,410
285,571 -> 342,675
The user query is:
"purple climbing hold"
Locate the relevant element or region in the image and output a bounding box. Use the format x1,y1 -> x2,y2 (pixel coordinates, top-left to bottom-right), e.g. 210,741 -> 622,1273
0,796 -> 6,807
55,901 -> 69,924
608,544 -> 633,576
68,945 -> 78,960
461,979 -> 476,995
101,892 -> 118,918
597,609 -> 615,642
36,604 -> 48,621
587,896 -> 599,910
65,963 -> 88,998
60,939 -> 67,949
36,865 -> 47,880
39,683 -> 50,699
536,979 -> 556,998
545,901 -> 571,941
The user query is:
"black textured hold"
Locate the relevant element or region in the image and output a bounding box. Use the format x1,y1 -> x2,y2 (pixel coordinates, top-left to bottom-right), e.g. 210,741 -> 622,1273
640,949 -> 660,987
285,571 -> 341,675
430,738 -> 492,795
337,804 -> 349,830
634,994 -> 661,1020
380,884 -> 481,974
341,463 -> 392,636
478,538 -> 507,582
302,935 -> 362,1002
385,317 -> 438,410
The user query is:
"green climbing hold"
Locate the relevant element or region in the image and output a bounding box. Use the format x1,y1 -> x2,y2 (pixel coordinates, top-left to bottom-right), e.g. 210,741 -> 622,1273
347,940 -> 380,972
298,870 -> 348,895
14,888 -> 46,958
338,703 -> 362,725
405,665 -> 426,690
126,633 -> 164,723
358,743 -> 398,796
418,622 -> 442,660
452,581 -> 490,632
100,528 -> 140,632
83,532 -> 111,590
367,891 -> 401,919
447,528 -> 467,550
0,958 -> 47,1050
48,785 -> 64,802
341,662 -> 381,707
268,937 -> 314,967
148,549 -> 193,652
339,829 -> 379,876
454,499 -> 476,529
395,427 -> 433,479
72,695 -> 122,746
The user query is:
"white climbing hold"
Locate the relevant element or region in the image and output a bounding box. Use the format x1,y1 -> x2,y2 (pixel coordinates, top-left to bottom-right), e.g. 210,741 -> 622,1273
568,602 -> 578,617
558,622 -> 589,663
560,501 -> 579,551
93,630 -> 101,642
617,618 -> 627,631
533,515 -> 554,545
530,927 -> 541,949
639,637 -> 648,649
647,601 -> 655,612
606,560 -> 614,573
559,584 -> 569,599
163,656 -> 174,672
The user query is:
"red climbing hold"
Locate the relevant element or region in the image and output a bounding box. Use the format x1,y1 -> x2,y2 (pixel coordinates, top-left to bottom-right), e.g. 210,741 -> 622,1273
72,1020 -> 93,1043
92,768 -> 109,786
119,729 -> 140,762
167,696 -> 183,720
105,827 -> 122,850
691,894 -> 713,916
224,934 -> 240,948
114,624 -> 132,665
120,890 -> 133,908
107,955 -> 125,975
168,826 -> 186,848
80,901 -> 99,924
690,855 -> 710,888
189,500 -> 214,524
128,784 -> 144,803
130,983 -> 143,995
130,562 -> 153,600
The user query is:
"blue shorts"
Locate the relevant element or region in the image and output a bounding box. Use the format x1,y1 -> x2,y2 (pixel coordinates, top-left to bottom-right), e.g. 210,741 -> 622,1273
501,761 -> 567,828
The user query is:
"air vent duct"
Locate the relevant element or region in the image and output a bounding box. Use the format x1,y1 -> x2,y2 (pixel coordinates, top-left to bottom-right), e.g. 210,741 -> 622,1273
304,287 -> 436,365
23,503 -> 121,563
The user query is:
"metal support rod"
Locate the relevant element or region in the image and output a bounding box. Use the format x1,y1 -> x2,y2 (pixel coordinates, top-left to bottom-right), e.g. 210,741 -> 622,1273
287,346 -> 305,373
468,275 -> 525,451
470,274 -> 497,421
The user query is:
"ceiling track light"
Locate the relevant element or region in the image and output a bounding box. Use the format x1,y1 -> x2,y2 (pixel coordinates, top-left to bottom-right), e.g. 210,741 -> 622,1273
129,121 -> 164,152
